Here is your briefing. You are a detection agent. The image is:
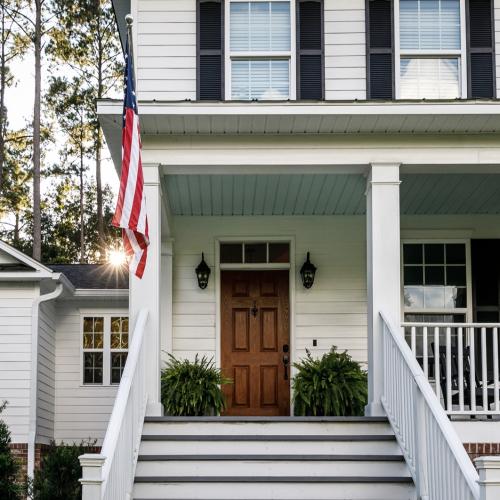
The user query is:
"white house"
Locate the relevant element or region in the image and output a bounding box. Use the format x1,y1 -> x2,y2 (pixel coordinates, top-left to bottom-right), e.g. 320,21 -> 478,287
4,0 -> 500,498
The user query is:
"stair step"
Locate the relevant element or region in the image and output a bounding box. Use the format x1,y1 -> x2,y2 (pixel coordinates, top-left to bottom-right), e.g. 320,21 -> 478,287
144,416 -> 389,422
137,454 -> 405,461
135,476 -> 414,483
141,434 -> 396,441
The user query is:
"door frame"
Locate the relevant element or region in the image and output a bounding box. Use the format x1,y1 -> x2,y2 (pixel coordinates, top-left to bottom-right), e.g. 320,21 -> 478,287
214,235 -> 296,415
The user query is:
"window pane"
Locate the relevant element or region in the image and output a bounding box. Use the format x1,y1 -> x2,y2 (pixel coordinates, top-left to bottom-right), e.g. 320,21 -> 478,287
244,243 -> 266,263
404,244 -> 423,265
230,2 -> 290,52
83,318 -> 93,333
424,286 -> 446,308
445,286 -> 467,308
111,353 -> 128,384
269,243 -> 290,263
446,265 -> 466,286
425,244 -> 444,264
404,286 -> 424,308
400,0 -> 460,50
83,333 -> 93,349
111,333 -> 120,349
220,243 -> 243,263
404,266 -> 424,285
425,266 -> 445,285
446,244 -> 465,264
94,333 -> 104,349
93,317 -> 104,333
122,318 -> 129,333
400,58 -> 459,99
83,353 -> 103,384
111,317 -> 121,333
232,59 -> 289,100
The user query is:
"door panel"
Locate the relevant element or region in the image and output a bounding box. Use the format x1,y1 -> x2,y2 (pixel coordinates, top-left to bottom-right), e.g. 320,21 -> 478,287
221,270 -> 290,416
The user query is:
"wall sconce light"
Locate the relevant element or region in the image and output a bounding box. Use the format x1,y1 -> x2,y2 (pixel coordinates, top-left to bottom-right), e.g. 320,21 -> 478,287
195,253 -> 211,289
300,252 -> 317,289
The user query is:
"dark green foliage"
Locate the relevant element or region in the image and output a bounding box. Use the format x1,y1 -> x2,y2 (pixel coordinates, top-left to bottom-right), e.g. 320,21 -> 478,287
161,354 -> 232,416
293,347 -> 368,416
0,402 -> 23,500
32,440 -> 94,500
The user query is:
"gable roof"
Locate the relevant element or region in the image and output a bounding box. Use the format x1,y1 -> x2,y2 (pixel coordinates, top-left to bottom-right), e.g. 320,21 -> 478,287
0,240 -> 54,278
48,264 -> 129,290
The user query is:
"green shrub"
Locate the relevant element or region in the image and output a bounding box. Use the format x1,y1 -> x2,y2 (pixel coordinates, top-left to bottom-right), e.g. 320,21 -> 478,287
0,402 -> 23,500
32,440 -> 95,500
161,354 -> 232,416
293,347 -> 368,416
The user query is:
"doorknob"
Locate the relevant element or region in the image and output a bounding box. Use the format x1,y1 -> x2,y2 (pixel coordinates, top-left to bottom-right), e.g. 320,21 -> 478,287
283,344 -> 290,380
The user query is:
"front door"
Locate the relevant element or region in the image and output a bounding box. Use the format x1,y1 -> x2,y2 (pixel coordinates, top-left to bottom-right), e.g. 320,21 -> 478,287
221,270 -> 290,416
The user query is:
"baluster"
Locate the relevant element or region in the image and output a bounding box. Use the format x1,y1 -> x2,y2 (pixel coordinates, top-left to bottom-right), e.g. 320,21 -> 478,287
458,327 -> 464,412
494,328 -> 499,412
446,327 -> 452,412
481,327 -> 488,412
470,328 -> 476,412
411,326 -> 416,355
434,326 -> 441,403
423,326 -> 428,378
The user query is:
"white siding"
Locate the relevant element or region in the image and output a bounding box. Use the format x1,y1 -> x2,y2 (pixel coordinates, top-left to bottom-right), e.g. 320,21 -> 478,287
137,0 -> 196,101
170,216 -> 368,366
54,300 -> 127,444
495,0 -> 500,97
324,0 -> 367,100
37,301 -> 56,444
0,282 -> 37,443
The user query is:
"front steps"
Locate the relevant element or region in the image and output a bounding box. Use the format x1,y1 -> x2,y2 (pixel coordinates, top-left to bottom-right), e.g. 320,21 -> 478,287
133,417 -> 416,500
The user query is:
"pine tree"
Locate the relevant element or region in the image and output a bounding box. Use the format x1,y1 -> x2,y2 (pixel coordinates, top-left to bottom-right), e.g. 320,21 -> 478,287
0,402 -> 23,500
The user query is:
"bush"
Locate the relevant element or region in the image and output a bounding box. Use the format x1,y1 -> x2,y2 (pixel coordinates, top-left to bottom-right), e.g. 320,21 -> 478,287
32,440 -> 95,500
0,402 -> 23,500
161,354 -> 232,416
293,347 -> 367,416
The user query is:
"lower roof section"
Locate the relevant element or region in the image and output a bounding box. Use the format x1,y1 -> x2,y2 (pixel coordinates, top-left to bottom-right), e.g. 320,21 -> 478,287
163,173 -> 500,216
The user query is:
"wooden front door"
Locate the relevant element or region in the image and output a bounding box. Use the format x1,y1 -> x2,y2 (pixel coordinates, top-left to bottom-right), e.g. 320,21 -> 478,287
221,270 -> 290,416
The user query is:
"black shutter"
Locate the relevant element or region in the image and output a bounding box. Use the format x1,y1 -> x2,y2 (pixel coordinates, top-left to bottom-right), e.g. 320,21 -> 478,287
367,0 -> 393,99
467,0 -> 495,98
198,1 -> 223,100
297,1 -> 323,100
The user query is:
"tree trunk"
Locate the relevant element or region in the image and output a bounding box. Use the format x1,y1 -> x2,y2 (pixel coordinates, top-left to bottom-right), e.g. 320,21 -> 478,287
32,0 -> 42,260
80,127 -> 85,263
14,212 -> 19,246
95,10 -> 105,259
0,3 -> 7,195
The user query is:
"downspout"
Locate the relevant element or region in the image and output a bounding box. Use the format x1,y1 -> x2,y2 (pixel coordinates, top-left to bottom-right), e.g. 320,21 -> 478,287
27,281 -> 64,478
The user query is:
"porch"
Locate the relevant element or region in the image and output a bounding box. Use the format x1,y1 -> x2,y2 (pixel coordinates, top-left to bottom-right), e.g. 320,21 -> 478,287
135,165 -> 500,419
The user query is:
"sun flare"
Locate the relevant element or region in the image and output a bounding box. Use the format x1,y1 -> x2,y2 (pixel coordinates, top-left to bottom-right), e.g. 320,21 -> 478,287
108,248 -> 127,267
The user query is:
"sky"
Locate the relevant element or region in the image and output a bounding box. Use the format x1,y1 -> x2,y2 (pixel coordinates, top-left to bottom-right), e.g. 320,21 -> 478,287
6,54 -> 120,194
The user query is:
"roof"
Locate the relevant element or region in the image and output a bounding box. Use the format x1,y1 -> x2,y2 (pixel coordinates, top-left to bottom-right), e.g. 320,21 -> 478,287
48,264 -> 129,290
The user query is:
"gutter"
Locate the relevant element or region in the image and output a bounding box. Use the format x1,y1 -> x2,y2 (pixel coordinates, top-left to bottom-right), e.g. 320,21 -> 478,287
27,277 -> 64,478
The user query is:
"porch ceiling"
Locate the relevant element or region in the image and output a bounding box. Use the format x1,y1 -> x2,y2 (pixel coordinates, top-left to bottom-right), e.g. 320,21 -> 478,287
163,174 -> 500,216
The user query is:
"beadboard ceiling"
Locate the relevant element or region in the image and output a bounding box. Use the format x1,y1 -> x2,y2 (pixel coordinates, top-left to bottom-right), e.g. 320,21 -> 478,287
163,174 -> 500,216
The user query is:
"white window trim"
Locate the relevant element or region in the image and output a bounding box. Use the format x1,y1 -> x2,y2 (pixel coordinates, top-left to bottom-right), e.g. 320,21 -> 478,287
400,239 -> 473,322
224,0 -> 296,101
80,310 -> 129,387
394,0 -> 467,99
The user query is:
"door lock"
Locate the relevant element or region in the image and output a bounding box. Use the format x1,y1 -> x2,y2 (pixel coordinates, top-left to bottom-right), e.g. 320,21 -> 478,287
251,301 -> 258,317
283,344 -> 290,380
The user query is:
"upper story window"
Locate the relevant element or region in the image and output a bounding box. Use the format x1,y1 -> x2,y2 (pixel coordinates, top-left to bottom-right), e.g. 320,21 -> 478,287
398,0 -> 464,99
198,0 -> 323,101
227,1 -> 294,100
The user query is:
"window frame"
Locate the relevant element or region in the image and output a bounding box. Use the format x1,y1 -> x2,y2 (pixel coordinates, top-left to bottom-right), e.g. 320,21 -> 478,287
80,310 -> 129,387
394,0 -> 468,99
224,0 -> 297,100
401,239 -> 473,321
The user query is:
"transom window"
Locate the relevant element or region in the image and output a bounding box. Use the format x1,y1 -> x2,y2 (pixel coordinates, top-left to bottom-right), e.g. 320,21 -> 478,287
227,0 -> 294,100
397,0 -> 465,98
220,242 -> 290,264
82,314 -> 129,385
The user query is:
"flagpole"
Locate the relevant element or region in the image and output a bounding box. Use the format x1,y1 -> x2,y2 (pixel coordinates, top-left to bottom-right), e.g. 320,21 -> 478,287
125,15 -> 136,83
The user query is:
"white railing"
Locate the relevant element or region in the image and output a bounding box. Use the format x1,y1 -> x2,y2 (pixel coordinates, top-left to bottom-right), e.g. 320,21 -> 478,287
403,322 -> 500,416
80,309 -> 149,500
381,312 -> 480,500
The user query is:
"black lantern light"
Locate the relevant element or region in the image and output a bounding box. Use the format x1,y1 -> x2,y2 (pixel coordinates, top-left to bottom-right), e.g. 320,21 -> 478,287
195,253 -> 211,289
300,252 -> 317,289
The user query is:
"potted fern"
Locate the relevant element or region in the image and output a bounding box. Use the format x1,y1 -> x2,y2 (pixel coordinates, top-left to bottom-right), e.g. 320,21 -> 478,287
161,354 -> 232,416
292,347 -> 367,416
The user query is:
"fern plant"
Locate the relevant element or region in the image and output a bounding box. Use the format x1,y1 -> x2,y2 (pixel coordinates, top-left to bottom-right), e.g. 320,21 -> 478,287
161,354 -> 232,416
293,347 -> 367,416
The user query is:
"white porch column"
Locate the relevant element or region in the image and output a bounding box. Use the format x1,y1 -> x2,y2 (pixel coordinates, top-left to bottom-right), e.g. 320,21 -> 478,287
365,163 -> 401,416
130,163 -> 162,416
161,239 -> 173,359
476,457 -> 500,500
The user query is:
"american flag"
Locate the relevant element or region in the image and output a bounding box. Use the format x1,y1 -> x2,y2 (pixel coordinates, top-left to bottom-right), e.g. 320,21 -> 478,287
112,31 -> 149,278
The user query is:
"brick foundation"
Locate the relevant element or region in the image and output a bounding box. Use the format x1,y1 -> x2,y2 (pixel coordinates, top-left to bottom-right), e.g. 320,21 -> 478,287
464,443 -> 500,462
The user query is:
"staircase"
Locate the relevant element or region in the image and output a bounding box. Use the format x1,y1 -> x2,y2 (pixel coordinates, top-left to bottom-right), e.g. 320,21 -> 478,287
133,416 -> 416,500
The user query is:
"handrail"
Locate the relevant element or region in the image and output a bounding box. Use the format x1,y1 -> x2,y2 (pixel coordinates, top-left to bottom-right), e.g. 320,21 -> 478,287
403,321 -> 500,328
381,311 -> 480,500
80,308 -> 149,500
